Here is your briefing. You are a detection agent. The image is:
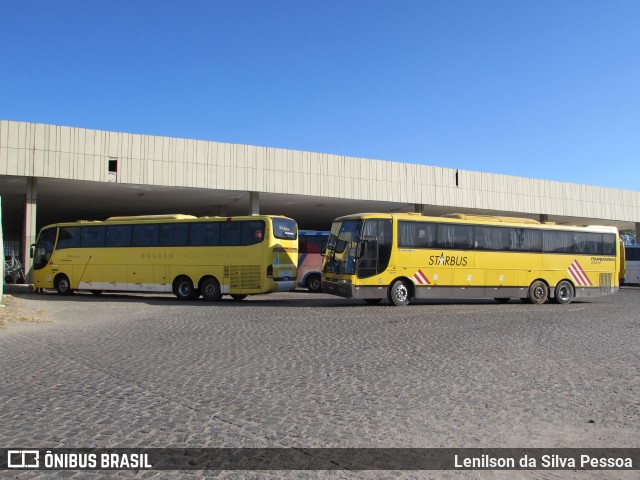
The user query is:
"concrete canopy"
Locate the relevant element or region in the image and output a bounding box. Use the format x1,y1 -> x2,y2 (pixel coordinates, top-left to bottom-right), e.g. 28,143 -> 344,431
1,175 -> 635,234
1,119 -> 639,236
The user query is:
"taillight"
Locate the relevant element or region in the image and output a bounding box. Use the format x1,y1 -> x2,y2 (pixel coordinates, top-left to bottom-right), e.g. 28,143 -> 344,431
266,265 -> 273,278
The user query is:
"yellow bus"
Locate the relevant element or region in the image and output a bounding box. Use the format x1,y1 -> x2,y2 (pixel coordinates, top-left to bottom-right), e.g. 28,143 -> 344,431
321,212 -> 621,306
31,214 -> 298,301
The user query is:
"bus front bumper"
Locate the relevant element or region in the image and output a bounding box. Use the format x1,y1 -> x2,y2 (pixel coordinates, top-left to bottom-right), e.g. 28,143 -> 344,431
274,280 -> 296,292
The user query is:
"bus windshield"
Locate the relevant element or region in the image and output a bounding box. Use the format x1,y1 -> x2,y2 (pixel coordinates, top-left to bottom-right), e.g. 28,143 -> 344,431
33,227 -> 57,270
324,219 -> 361,275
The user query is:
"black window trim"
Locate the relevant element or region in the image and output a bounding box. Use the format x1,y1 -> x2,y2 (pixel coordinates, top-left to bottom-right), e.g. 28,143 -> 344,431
54,220 -> 269,249
395,220 -> 616,256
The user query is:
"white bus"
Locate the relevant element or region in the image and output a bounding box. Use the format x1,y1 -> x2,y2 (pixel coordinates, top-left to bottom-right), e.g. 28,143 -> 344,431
622,245 -> 640,285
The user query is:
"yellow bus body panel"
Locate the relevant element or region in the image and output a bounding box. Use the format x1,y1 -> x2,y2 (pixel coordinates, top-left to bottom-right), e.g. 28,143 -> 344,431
323,212 -> 620,301
33,215 -> 297,296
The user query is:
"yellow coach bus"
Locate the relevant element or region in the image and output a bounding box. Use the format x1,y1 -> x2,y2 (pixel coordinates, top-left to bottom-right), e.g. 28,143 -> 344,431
31,214 -> 298,301
321,212 -> 621,306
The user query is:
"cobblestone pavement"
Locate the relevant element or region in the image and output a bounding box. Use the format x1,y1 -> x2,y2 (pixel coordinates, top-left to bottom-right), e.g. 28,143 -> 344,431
0,286 -> 638,479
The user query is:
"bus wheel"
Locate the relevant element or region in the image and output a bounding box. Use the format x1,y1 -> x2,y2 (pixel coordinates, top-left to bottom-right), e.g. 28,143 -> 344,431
200,277 -> 222,302
389,279 -> 411,306
554,280 -> 574,304
230,294 -> 247,301
364,298 -> 382,304
306,274 -> 322,293
54,274 -> 73,295
494,298 -> 510,303
174,276 -> 199,301
528,280 -> 548,304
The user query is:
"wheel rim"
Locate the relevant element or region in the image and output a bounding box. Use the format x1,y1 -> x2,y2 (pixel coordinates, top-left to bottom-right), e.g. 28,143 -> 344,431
558,284 -> 571,301
59,278 -> 69,292
178,282 -> 191,297
310,278 -> 320,290
394,284 -> 408,302
204,283 -> 216,297
533,285 -> 544,300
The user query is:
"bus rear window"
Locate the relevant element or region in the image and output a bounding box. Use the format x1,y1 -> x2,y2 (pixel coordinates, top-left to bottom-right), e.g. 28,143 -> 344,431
272,219 -> 297,240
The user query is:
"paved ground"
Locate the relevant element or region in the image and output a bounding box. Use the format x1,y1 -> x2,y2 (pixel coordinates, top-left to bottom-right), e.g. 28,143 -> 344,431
0,286 -> 638,479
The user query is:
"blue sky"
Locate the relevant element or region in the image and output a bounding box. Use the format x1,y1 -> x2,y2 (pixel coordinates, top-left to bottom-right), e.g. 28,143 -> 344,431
2,1 -> 639,191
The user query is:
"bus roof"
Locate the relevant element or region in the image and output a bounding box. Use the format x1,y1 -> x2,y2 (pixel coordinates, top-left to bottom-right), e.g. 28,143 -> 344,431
106,214 -> 197,221
39,214 -> 296,230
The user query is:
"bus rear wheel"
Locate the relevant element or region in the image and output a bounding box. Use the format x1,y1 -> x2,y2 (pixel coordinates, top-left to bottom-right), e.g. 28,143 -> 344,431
528,280 -> 548,304
174,276 -> 199,301
54,274 -> 73,295
554,280 -> 574,304
389,279 -> 411,306
200,277 -> 222,302
306,274 -> 322,293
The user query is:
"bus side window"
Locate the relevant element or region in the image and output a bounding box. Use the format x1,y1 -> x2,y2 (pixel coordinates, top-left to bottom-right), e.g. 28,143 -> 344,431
160,224 -> 189,246
133,225 -> 160,247
438,224 -> 473,249
574,232 -> 602,255
106,225 -> 132,247
81,226 -> 106,247
602,234 -> 616,256
190,222 -> 221,246
241,221 -> 265,246
57,227 -> 81,249
474,226 -> 509,251
511,228 -> 542,252
543,231 -> 574,253
221,222 -> 242,246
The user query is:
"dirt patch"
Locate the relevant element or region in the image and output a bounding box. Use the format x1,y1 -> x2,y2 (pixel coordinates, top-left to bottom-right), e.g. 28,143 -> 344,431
0,293 -> 49,328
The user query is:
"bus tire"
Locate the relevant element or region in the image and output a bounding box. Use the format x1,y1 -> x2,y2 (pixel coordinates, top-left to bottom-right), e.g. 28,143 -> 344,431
528,280 -> 548,304
230,294 -> 247,301
174,276 -> 199,301
554,280 -> 574,304
54,274 -> 73,295
306,274 -> 322,293
389,279 -> 411,306
200,277 -> 222,302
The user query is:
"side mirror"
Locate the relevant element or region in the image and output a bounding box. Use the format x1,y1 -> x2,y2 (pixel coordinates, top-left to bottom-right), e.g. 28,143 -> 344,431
30,244 -> 36,258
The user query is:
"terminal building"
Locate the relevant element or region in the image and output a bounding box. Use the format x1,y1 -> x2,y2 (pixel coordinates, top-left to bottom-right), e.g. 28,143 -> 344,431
1,120 -> 639,281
